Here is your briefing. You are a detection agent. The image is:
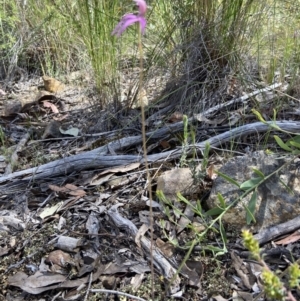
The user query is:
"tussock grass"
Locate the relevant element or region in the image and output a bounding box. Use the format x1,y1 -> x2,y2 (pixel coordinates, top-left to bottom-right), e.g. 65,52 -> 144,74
148,1 -> 270,114
56,0 -> 121,107
0,0 -> 86,79
0,0 -> 299,110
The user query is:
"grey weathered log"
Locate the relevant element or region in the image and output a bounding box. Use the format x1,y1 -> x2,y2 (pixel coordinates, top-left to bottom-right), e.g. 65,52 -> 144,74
1,121 -> 300,194
253,215 -> 300,245
107,205 -> 181,294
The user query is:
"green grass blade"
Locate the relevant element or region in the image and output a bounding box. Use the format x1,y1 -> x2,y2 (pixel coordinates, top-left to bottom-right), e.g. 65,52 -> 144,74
251,168 -> 265,179
274,135 -> 293,152
205,207 -> 224,216
216,171 -> 240,188
240,177 -> 262,191
245,191 -> 257,225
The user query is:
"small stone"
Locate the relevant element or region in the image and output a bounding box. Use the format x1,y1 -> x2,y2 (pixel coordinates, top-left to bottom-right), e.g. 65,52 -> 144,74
156,168 -> 201,201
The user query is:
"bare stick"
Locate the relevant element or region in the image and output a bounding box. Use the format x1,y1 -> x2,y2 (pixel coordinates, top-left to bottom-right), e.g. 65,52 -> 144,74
90,289 -> 146,301
1,121 -> 300,194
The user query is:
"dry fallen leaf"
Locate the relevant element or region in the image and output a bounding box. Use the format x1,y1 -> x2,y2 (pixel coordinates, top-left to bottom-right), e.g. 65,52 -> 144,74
53,114 -> 69,121
46,250 -> 73,267
48,184 -> 86,197
38,202 -> 63,219
135,224 -> 150,248
90,173 -> 113,186
156,238 -> 175,258
8,271 -> 66,294
275,230 -> 300,245
59,127 -> 79,137
42,75 -> 65,93
99,163 -> 140,175
206,164 -> 217,180
160,140 -> 171,149
43,100 -> 59,114
168,111 -> 183,123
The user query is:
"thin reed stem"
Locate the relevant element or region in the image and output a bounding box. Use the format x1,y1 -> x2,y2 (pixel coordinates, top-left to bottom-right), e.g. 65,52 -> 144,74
137,27 -> 155,299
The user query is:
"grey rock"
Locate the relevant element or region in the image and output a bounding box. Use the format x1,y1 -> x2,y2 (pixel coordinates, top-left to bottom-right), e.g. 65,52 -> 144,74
156,168 -> 203,233
206,151 -> 300,231
156,168 -> 201,202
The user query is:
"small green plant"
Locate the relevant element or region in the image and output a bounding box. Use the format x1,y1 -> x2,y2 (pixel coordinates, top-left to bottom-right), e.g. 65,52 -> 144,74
0,126 -> 6,146
157,190 -> 228,293
242,230 -> 300,301
216,153 -> 296,225
189,142 -> 211,186
216,108 -> 300,225
177,115 -> 211,184
179,115 -> 209,166
157,190 -> 228,257
179,115 -> 189,167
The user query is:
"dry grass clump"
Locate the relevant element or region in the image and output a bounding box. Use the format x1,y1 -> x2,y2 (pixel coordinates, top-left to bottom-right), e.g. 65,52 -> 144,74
148,0 -> 267,115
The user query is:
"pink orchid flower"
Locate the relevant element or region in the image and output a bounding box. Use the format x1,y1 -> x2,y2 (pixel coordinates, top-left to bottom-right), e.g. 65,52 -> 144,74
112,0 -> 147,36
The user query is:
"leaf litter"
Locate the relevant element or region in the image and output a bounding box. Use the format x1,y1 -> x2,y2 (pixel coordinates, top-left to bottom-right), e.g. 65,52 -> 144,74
1,67 -> 300,300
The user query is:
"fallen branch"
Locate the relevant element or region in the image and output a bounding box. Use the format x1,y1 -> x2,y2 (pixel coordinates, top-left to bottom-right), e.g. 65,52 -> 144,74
1,120 -> 300,194
4,129 -> 33,175
253,215 -> 300,245
107,205 -> 181,294
200,82 -> 283,118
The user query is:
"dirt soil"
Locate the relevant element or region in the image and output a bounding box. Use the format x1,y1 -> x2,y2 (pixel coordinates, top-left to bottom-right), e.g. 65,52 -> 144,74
1,69 -> 300,301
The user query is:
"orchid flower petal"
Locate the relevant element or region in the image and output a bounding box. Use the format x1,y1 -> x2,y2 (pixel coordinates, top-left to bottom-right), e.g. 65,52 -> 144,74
112,14 -> 147,36
112,0 -> 147,36
119,18 -> 140,33
112,14 -> 137,36
134,0 -> 147,16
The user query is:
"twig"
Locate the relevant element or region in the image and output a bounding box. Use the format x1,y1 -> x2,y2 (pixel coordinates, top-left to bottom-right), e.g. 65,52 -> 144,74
253,215 -> 300,245
50,291 -> 61,301
4,129 -> 32,174
83,272 -> 93,301
90,289 -> 147,301
200,82 -> 283,118
107,206 -> 181,294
